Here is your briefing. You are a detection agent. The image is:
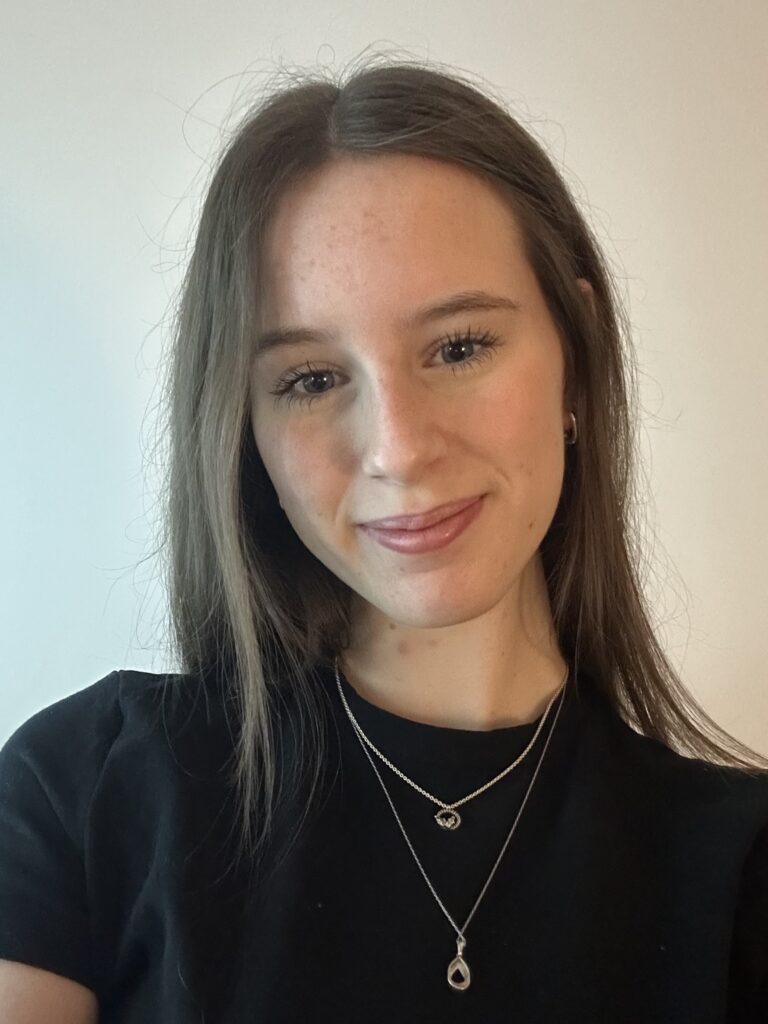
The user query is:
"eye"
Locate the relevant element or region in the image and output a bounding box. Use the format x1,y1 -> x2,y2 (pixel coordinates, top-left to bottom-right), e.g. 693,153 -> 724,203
268,327 -> 502,408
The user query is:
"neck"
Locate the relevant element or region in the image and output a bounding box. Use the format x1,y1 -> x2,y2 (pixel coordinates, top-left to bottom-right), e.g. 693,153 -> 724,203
340,557 -> 567,732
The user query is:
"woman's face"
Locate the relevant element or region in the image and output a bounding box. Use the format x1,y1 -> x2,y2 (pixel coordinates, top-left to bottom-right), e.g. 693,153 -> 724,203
251,153 -> 576,630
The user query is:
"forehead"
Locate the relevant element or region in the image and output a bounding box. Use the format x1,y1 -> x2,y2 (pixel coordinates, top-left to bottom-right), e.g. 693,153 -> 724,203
258,154 -> 531,323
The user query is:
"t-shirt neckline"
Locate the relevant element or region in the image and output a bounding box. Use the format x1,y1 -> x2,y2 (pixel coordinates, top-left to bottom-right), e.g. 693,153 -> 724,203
317,662 -> 577,771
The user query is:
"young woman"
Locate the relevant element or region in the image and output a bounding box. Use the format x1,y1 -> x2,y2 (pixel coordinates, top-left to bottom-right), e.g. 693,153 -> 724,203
1,58 -> 766,1023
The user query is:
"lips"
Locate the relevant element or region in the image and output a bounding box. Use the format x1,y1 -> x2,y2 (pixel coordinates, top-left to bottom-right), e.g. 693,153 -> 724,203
360,495 -> 486,555
360,495 -> 484,532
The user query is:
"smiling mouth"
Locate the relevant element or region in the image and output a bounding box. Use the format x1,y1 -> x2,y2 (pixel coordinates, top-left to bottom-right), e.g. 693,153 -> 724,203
358,495 -> 486,554
360,494 -> 485,532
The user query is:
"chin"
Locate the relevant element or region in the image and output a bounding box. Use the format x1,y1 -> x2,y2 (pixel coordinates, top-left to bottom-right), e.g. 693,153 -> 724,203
370,576 -> 505,631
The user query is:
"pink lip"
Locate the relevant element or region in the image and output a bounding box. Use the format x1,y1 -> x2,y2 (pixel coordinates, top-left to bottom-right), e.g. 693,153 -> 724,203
359,495 -> 485,555
360,494 -> 484,531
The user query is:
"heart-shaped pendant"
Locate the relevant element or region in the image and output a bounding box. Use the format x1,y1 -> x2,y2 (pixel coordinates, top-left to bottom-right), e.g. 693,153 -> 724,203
434,807 -> 462,830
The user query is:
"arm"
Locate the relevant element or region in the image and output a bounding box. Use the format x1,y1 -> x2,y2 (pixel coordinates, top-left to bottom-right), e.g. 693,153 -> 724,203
0,675 -> 122,1019
0,960 -> 98,1024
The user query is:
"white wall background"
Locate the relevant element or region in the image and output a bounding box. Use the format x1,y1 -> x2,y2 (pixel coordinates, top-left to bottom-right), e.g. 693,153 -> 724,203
2,1 -> 766,754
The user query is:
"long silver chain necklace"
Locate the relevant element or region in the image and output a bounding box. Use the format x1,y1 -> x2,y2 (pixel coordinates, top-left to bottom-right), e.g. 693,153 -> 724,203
332,657 -> 568,992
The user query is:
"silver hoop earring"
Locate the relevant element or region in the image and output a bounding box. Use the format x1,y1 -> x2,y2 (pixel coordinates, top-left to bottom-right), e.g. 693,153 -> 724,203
564,412 -> 578,445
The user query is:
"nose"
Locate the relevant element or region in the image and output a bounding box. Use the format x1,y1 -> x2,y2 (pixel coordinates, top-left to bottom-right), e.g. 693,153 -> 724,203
357,373 -> 449,482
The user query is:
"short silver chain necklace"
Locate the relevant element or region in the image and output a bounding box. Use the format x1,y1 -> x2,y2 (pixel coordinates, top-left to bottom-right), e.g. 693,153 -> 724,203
333,657 -> 568,992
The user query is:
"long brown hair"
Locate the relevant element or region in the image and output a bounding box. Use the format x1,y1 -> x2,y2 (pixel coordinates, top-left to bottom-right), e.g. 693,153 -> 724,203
156,53 -> 768,866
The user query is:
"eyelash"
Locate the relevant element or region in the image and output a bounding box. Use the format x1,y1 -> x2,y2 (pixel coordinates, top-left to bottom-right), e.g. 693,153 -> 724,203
268,327 -> 502,408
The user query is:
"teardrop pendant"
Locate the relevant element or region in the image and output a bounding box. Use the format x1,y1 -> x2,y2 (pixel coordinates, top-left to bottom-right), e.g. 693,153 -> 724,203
447,937 -> 471,990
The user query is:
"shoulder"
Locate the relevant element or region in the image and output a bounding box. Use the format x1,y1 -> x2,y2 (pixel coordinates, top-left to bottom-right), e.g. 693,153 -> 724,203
0,669 -> 213,991
0,669 -> 229,831
578,683 -> 768,844
0,671 -> 123,815
1,668 -> 201,759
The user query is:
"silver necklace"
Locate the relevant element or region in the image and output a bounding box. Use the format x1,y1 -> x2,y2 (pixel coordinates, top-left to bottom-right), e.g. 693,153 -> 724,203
332,658 -> 568,992
334,657 -> 565,831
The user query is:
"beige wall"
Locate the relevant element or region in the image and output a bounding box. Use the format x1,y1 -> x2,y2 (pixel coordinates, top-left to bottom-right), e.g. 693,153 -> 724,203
1,1 -> 766,752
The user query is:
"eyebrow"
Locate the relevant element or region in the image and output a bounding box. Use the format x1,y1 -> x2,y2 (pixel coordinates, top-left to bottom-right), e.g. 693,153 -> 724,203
254,289 -> 522,358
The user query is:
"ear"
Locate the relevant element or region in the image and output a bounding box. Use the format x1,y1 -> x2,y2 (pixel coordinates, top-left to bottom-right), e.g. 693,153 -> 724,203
576,277 -> 595,314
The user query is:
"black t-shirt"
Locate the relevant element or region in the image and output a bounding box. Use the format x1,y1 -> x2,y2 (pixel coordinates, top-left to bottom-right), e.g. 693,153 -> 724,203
0,664 -> 767,1023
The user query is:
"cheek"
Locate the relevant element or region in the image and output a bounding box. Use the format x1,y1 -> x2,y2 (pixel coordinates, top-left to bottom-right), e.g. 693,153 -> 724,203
255,420 -> 338,523
481,372 -> 565,507
482,366 -> 561,454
